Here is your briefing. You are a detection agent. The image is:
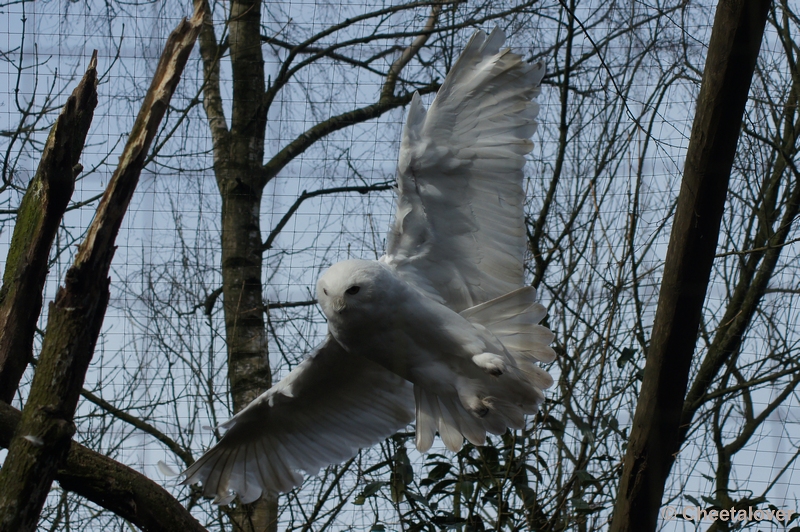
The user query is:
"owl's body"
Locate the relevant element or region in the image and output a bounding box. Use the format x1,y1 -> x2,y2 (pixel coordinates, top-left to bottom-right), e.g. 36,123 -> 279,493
318,259 -> 553,451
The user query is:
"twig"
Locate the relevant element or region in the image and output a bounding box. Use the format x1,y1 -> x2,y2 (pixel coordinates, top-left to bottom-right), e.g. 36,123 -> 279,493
262,181 -> 394,251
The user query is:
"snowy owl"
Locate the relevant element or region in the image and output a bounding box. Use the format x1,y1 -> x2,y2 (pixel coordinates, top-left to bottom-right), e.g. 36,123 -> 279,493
182,27 -> 552,504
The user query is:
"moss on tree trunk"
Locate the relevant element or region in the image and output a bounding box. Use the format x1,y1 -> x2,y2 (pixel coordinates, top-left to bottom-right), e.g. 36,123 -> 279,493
0,53 -> 97,404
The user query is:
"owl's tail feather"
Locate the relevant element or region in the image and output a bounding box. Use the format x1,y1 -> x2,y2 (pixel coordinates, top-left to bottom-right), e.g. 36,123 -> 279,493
414,384 -> 487,452
415,384 -> 532,453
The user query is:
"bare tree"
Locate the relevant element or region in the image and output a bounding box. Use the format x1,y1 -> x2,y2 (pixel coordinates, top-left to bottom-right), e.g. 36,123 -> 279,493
0,0 -> 799,530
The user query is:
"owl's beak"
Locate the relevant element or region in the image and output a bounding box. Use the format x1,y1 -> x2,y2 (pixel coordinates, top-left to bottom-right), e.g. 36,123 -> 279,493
332,297 -> 346,313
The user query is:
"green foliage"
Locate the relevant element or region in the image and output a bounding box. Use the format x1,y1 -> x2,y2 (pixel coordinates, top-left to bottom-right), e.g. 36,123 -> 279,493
356,429 -> 573,531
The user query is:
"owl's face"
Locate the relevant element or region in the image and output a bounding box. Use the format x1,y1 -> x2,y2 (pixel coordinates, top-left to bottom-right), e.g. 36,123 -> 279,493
316,259 -> 390,319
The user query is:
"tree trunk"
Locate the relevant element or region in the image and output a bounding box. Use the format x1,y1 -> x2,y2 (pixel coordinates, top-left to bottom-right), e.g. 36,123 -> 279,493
219,0 -> 271,414
609,1 -> 771,531
198,0 -> 276,528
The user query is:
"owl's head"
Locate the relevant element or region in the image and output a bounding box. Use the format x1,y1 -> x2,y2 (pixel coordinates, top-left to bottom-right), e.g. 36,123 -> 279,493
316,259 -> 392,318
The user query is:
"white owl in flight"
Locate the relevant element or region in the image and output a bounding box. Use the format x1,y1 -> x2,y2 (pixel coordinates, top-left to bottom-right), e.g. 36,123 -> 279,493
183,27 -> 552,504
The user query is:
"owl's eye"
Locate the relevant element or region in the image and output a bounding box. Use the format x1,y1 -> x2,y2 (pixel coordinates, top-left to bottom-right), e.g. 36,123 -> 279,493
323,288 -> 329,296
345,285 -> 360,295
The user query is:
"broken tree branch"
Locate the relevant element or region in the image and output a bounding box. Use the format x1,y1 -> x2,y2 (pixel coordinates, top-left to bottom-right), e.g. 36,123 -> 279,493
0,6 -> 204,531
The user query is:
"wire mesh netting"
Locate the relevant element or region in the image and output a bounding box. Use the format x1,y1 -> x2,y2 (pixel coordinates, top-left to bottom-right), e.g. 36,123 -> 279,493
0,0 -> 799,530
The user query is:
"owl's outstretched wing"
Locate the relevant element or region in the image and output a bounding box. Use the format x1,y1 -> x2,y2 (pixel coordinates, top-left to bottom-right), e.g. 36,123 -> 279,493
182,336 -> 414,503
382,28 -> 545,312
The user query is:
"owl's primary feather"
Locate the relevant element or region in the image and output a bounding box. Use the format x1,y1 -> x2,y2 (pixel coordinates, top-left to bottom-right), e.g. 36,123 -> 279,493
384,27 -> 545,311
182,337 -> 413,504
182,27 -> 550,504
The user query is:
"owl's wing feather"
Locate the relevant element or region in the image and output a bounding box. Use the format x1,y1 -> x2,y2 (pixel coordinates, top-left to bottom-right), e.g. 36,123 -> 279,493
383,27 -> 545,311
182,336 -> 414,503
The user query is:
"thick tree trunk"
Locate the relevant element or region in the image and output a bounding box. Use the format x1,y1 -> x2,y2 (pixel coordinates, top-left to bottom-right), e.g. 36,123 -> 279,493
220,0 -> 271,409
0,53 -> 97,404
609,1 -> 771,531
0,11 -> 203,532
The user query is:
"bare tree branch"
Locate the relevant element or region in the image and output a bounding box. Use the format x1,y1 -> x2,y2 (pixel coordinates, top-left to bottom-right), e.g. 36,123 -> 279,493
79,388 -> 194,468
262,181 -> 394,251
